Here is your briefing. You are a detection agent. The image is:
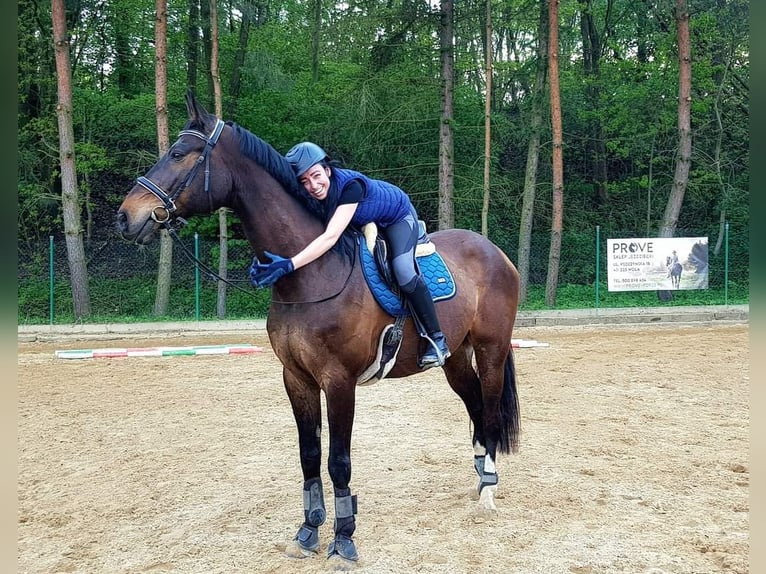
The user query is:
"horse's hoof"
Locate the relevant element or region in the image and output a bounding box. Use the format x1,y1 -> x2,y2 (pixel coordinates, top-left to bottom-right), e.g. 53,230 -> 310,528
286,524 -> 320,558
328,535 -> 359,563
285,539 -> 317,559
478,483 -> 498,512
470,504 -> 498,524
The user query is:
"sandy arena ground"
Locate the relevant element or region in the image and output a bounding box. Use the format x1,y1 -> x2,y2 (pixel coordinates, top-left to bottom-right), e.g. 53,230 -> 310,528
17,322 -> 749,574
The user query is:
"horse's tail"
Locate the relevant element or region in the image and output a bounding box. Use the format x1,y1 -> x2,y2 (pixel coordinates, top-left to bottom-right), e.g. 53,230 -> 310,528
498,350 -> 521,455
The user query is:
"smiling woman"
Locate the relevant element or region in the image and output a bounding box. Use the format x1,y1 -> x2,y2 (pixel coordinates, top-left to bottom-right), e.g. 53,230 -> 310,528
264,139 -> 451,367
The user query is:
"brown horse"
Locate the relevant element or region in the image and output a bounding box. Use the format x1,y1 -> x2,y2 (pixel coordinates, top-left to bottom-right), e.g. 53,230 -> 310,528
116,91 -> 521,565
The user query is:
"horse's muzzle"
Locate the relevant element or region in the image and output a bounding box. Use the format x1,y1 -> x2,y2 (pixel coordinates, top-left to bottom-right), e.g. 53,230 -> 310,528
115,210 -> 157,244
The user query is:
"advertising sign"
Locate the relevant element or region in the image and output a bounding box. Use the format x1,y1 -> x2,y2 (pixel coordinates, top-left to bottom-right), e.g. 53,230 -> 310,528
607,237 -> 708,292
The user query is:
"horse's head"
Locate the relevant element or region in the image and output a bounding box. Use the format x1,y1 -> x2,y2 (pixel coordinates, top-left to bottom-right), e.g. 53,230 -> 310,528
116,90 -> 232,244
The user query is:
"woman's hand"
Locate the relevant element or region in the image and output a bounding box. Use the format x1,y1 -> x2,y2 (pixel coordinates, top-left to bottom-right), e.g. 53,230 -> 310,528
249,251 -> 295,288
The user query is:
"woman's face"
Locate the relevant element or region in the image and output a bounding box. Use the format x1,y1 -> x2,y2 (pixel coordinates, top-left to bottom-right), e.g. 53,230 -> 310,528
299,164 -> 332,200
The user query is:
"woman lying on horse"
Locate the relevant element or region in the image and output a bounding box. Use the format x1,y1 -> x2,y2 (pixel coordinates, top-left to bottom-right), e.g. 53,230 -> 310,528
249,141 -> 451,368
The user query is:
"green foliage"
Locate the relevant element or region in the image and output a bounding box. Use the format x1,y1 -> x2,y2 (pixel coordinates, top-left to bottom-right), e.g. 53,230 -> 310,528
74,141 -> 114,175
16,0 -> 749,324
74,90 -> 166,157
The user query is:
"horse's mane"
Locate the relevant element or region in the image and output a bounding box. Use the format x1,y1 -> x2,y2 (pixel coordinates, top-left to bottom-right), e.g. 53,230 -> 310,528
229,123 -> 322,215
226,121 -> 356,260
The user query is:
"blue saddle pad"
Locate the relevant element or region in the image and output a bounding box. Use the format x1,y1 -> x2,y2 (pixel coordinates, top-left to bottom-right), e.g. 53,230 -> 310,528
359,235 -> 456,316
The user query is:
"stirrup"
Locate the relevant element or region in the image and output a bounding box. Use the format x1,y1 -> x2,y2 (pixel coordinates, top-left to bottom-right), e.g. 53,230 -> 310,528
418,334 -> 450,368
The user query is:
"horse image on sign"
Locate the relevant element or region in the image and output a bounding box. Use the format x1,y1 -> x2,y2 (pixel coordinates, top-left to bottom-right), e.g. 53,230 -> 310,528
666,256 -> 682,289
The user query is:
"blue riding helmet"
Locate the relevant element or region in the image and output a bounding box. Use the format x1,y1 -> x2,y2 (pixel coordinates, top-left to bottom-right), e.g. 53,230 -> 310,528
285,142 -> 327,177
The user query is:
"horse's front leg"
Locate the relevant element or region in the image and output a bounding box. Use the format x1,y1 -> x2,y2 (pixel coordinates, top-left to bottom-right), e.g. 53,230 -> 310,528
324,377 -> 359,563
282,367 -> 327,558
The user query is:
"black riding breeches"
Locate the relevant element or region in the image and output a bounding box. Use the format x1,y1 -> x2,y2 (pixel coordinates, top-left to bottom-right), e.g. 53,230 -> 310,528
382,208 -> 419,294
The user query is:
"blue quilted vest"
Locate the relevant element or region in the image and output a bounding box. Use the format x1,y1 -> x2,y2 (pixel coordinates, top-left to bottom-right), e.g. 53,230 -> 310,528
332,168 -> 414,228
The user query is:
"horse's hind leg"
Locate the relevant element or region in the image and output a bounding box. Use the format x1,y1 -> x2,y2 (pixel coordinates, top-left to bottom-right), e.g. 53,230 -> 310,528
446,333 -> 520,514
477,341 -> 520,513
282,368 -> 327,558
442,341 -> 500,509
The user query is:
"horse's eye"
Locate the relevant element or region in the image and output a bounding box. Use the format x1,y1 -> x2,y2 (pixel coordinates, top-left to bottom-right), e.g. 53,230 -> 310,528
169,149 -> 185,161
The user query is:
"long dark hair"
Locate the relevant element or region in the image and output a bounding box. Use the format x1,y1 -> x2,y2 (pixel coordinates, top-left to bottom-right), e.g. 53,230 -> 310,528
318,158 -> 347,225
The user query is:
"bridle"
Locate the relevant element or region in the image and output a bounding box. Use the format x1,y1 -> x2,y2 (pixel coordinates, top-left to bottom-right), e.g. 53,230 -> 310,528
136,118 -> 225,224
132,118 -> 258,294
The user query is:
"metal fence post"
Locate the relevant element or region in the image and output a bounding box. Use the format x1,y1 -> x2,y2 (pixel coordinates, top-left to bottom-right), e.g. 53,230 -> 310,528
724,222 -> 729,306
49,235 -> 54,325
194,232 -> 200,320
595,225 -> 600,308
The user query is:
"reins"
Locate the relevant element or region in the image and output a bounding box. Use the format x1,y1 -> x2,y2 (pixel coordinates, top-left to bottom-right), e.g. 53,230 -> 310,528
163,222 -> 256,297
163,221 -> 357,305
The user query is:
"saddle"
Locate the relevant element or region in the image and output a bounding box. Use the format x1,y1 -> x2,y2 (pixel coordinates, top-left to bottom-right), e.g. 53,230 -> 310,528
356,222 -> 456,386
359,222 -> 455,316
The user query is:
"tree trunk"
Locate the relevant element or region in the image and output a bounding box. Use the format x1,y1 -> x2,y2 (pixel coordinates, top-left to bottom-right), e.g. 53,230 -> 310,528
226,2 -> 250,117
153,0 -> 173,317
209,0 -> 229,319
210,0 -> 222,117
438,0 -> 455,230
517,0 -> 548,304
481,0 -> 492,238
712,55 -> 731,256
646,134 -> 655,235
52,0 -> 91,319
228,0 -> 268,117
578,0 -> 609,204
637,0 -> 650,64
659,0 -> 691,239
113,10 -> 135,95
657,0 -> 691,302
200,0 -> 214,106
545,0 -> 564,307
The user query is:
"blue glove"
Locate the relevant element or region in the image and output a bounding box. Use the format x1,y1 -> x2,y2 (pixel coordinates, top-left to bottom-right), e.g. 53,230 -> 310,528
249,251 -> 295,288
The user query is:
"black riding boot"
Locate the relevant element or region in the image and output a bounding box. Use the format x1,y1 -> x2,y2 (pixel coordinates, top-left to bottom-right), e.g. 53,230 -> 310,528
406,277 -> 450,368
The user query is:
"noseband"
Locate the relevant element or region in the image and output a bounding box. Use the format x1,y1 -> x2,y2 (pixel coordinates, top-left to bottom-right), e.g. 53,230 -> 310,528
136,119 -> 225,224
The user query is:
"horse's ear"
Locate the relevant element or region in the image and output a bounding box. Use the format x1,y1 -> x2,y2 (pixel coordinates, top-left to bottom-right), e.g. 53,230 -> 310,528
185,89 -> 199,121
184,89 -> 215,128
185,89 -> 211,122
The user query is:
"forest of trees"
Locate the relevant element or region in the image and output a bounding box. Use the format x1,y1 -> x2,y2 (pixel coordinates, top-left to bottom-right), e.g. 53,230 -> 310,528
17,0 -> 749,318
